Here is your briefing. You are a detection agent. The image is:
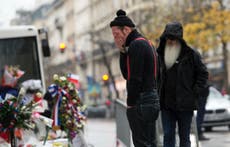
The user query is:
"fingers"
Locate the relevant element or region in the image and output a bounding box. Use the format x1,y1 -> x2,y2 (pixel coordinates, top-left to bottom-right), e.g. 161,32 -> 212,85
114,38 -> 123,49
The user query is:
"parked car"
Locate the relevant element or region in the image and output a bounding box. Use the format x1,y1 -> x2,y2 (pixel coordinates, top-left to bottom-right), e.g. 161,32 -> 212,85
202,87 -> 230,131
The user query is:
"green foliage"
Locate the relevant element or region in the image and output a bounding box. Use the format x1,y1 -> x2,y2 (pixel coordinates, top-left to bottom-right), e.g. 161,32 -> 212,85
143,1 -> 230,52
0,90 -> 38,132
183,1 -> 230,51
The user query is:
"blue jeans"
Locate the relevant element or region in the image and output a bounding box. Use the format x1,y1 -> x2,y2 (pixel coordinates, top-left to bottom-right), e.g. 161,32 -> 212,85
196,96 -> 208,135
161,110 -> 193,147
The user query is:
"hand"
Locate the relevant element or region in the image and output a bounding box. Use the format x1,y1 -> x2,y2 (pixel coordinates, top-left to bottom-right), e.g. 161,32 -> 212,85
114,38 -> 126,53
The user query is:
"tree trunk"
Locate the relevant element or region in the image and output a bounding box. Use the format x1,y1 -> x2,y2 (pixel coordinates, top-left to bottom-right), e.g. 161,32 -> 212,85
222,41 -> 229,92
100,45 -> 120,99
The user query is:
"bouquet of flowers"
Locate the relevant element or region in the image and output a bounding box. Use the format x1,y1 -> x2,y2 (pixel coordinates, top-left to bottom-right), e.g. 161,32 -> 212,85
0,88 -> 41,146
44,74 -> 86,146
1,65 -> 24,87
0,65 -> 43,146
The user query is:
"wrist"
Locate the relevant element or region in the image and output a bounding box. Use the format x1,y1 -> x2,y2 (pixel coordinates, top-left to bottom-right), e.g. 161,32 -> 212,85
120,48 -> 126,53
120,45 -> 126,53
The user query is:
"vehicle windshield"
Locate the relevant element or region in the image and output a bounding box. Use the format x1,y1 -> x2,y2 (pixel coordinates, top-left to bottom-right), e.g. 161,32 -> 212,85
209,87 -> 224,99
0,37 -> 41,86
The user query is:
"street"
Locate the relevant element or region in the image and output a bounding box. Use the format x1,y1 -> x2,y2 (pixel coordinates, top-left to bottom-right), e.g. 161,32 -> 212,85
84,118 -> 230,147
84,118 -> 116,147
200,126 -> 230,147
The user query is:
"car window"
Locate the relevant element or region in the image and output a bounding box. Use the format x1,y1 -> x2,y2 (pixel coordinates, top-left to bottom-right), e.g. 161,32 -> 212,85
209,87 -> 224,99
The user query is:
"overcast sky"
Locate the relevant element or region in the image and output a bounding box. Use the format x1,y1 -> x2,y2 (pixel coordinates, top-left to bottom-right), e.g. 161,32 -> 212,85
0,1 -> 37,26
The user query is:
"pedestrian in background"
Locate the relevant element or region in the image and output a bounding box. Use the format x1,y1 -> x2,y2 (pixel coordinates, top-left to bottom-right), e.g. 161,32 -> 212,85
110,9 -> 160,147
196,84 -> 210,141
157,21 -> 208,147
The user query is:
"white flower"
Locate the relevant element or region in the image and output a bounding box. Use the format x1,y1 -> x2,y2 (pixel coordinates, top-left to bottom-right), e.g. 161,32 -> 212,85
72,99 -> 77,104
36,92 -> 42,98
53,74 -> 59,80
60,76 -> 67,81
67,110 -> 72,114
77,124 -> 82,128
21,106 -> 26,110
62,97 -> 67,101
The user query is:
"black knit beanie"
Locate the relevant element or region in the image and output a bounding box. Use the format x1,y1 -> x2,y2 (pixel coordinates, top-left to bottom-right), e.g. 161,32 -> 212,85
110,9 -> 135,28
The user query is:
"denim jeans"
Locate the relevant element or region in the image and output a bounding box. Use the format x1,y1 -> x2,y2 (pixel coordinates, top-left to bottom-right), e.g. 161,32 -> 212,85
127,106 -> 159,147
196,96 -> 208,135
161,110 -> 193,147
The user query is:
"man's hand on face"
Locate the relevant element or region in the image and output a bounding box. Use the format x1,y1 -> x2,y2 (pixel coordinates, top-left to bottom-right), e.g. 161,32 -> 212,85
111,26 -> 128,53
114,38 -> 126,53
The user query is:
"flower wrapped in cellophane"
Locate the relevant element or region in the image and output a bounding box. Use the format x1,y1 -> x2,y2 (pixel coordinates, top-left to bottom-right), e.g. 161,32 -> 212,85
1,65 -> 24,87
0,88 -> 41,146
0,65 -> 44,146
46,74 -> 86,144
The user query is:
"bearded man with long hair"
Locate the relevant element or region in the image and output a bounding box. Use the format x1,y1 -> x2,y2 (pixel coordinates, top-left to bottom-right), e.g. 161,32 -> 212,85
157,22 -> 208,147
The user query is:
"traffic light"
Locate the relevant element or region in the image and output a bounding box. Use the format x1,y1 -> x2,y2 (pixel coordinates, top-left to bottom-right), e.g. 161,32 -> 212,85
59,42 -> 66,53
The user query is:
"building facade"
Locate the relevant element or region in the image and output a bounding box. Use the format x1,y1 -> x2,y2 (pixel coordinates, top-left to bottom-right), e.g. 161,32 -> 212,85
11,0 -> 230,101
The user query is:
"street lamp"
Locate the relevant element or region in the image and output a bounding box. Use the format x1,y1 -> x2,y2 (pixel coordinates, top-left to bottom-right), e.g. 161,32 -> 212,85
102,74 -> 109,82
59,42 -> 66,53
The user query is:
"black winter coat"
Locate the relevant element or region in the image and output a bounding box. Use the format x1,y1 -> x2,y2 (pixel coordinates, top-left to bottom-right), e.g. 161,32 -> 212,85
120,30 -> 158,106
157,22 -> 208,111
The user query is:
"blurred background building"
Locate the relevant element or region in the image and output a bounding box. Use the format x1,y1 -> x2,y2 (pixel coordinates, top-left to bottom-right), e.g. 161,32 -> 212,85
9,0 -> 230,105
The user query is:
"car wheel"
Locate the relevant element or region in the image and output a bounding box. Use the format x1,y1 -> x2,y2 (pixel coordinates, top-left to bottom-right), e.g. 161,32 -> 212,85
204,127 -> 212,132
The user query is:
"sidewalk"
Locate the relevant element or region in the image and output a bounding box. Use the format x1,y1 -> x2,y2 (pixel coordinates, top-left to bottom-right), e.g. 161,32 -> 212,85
84,118 -> 116,147
83,118 -> 201,147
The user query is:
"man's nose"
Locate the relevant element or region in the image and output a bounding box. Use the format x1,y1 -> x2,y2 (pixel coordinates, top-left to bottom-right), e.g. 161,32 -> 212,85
167,40 -> 176,45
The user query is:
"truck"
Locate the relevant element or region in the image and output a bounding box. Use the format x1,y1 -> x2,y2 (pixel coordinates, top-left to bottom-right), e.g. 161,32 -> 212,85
0,26 -> 88,147
0,26 -> 50,92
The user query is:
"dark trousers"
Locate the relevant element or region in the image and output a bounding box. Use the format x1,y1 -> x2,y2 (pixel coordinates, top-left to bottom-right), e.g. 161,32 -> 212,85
127,107 -> 158,147
161,110 -> 193,147
196,96 -> 208,135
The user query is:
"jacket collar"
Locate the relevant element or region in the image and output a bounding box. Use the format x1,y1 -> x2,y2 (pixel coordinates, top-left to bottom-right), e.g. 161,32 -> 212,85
125,29 -> 142,47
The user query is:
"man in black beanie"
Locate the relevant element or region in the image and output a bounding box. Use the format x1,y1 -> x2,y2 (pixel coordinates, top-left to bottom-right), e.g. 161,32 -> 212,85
110,9 -> 160,147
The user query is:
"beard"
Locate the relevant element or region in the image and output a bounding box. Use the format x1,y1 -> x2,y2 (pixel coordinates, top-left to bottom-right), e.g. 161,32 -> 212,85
164,43 -> 181,69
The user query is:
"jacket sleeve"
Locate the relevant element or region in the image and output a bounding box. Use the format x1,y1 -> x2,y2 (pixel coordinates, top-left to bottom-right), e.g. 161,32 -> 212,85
119,52 -> 127,79
193,51 -> 209,95
127,41 -> 146,99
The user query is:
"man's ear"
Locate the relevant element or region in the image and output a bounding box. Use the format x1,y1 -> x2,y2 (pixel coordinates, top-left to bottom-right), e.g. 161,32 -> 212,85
123,26 -> 131,34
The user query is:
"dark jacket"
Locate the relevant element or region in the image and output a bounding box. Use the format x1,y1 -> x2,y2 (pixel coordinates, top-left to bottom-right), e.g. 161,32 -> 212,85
157,22 -> 209,111
120,30 -> 157,106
